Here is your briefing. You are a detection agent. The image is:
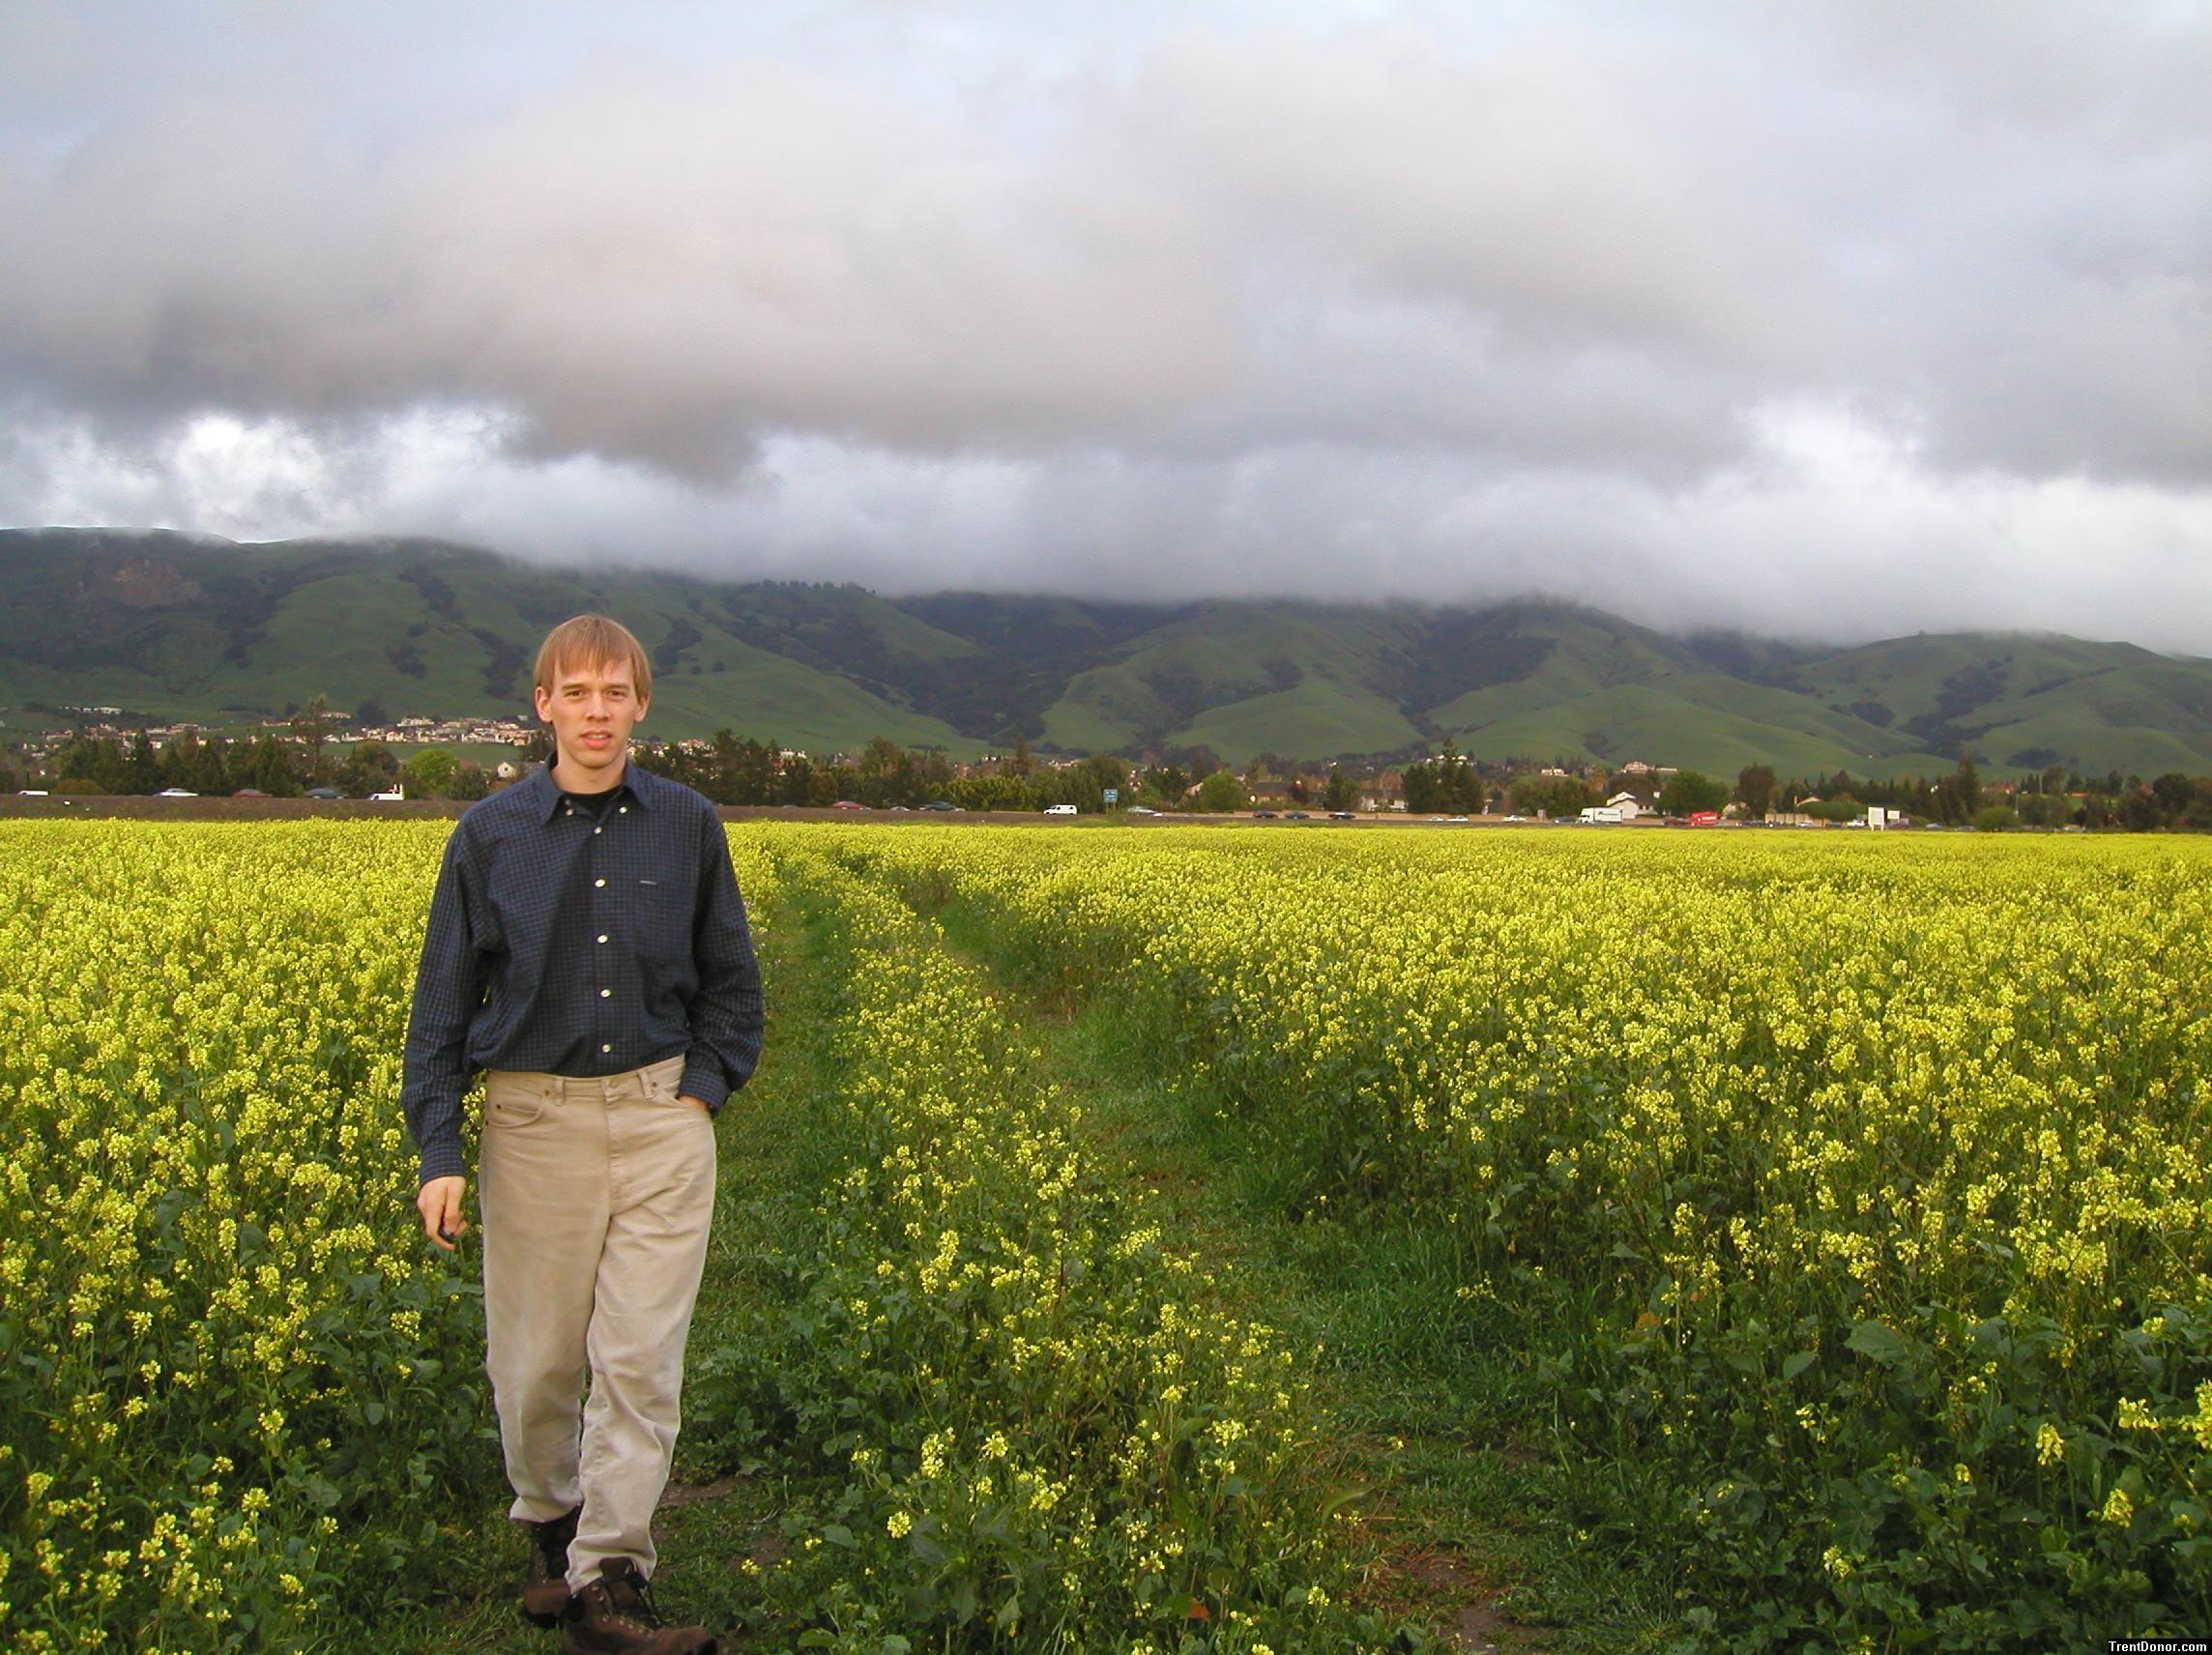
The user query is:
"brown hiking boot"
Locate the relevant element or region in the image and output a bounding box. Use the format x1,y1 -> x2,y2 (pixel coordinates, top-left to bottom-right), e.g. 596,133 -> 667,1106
519,1506 -> 581,1628
562,1557 -> 718,1654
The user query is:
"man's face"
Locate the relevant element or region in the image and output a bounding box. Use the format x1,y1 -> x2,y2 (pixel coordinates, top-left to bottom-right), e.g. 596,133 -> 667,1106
535,655 -> 647,781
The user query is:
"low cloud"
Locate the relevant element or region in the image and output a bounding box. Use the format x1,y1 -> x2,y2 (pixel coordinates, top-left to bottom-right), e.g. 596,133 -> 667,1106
1,3 -> 2208,649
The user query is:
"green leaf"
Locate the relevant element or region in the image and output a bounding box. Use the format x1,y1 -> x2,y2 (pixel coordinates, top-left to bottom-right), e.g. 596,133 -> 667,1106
1782,1350 -> 1818,1380
821,1524 -> 856,1549
1846,1321 -> 1909,1367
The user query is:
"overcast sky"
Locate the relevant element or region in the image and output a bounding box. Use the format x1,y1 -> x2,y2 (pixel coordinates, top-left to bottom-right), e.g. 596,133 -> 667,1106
2,1 -> 2208,649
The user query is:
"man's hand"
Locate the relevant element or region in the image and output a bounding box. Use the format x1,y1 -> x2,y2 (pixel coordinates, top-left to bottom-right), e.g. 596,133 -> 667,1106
680,1093 -> 711,1114
418,1176 -> 469,1251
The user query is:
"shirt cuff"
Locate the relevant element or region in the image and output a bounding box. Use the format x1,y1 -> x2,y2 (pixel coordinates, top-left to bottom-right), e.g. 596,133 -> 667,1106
680,1064 -> 729,1113
418,1141 -> 468,1185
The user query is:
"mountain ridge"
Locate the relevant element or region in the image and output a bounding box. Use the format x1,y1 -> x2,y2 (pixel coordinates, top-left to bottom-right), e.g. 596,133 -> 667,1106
4,527 -> 2208,779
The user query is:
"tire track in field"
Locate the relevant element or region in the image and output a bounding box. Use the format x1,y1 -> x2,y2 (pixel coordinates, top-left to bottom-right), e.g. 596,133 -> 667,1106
882,876 -> 1574,1655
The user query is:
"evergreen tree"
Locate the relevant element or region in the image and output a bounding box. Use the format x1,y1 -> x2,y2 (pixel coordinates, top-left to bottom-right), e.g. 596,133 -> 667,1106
123,730 -> 161,794
1735,763 -> 1778,819
247,734 -> 299,796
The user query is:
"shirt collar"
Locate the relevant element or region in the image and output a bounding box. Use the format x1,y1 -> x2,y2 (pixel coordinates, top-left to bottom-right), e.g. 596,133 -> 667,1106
534,751 -> 655,823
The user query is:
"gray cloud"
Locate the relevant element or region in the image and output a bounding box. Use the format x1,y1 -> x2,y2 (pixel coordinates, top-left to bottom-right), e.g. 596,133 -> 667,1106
1,3 -> 2209,648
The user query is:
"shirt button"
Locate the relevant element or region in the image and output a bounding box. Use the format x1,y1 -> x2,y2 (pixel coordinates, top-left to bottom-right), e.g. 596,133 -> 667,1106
601,1043 -> 612,1054
597,934 -> 609,944
593,826 -> 601,834
566,808 -> 573,816
595,878 -> 605,887
599,987 -> 612,998
619,805 -> 627,813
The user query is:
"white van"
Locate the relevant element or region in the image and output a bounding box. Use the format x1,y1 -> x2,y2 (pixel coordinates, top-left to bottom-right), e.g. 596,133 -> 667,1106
1043,803 -> 1078,816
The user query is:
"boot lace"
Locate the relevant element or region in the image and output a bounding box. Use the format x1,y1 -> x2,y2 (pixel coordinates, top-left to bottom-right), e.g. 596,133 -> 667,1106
604,1563 -> 666,1630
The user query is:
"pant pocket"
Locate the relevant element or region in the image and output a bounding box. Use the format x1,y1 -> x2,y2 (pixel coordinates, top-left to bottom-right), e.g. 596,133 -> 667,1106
485,1078 -> 548,1128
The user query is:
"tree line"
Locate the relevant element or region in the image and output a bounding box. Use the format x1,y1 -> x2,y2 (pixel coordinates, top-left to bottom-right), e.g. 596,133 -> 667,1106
629,735 -> 1158,812
15,711 -> 2212,830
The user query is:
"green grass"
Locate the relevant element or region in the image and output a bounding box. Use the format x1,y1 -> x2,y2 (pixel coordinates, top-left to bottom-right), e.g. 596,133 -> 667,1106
1170,675 -> 1426,762
1445,675 -> 1951,777
1041,601 -> 1427,757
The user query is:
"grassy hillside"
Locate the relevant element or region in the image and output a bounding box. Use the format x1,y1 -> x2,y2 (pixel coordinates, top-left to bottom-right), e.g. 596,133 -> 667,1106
1040,602 -> 1426,754
0,531 -> 978,754
6,528 -> 2212,776
1784,633 -> 2212,776
1456,676 -> 1951,777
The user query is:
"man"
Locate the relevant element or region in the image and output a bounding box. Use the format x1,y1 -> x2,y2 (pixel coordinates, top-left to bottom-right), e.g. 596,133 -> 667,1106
402,614 -> 762,1654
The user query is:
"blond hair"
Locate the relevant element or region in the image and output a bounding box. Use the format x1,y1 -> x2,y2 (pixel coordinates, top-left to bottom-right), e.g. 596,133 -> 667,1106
534,615 -> 654,704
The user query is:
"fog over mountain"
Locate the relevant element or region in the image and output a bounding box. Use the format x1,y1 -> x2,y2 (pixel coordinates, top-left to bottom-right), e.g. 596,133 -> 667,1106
2,2 -> 2208,649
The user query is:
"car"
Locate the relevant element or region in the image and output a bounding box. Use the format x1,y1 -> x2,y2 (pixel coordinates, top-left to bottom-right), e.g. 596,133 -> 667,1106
1284,810 -> 1311,821
1447,815 -> 1469,823
232,788 -> 270,798
1501,814 -> 1525,823
305,786 -> 342,799
1252,809 -> 1277,819
1043,803 -> 1078,816
366,788 -> 404,801
157,788 -> 198,797
923,799 -> 961,812
1328,810 -> 1355,820
16,789 -> 48,797
830,799 -> 866,809
1127,804 -> 1160,816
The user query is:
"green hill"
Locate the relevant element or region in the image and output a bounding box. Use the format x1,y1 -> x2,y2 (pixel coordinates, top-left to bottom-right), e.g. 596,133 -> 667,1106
1039,602 -> 1428,757
0,530 -> 974,754
5,527 -> 2211,779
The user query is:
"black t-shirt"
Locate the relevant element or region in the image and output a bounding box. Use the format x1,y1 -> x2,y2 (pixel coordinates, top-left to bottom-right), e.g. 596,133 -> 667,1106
558,785 -> 625,822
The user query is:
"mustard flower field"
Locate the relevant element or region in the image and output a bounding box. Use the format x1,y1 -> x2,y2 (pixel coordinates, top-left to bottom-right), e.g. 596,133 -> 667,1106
832,825 -> 2212,1648
3,819 -> 2208,1652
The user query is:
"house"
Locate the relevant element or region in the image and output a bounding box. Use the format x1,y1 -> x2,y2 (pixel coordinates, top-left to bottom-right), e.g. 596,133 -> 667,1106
1604,791 -> 1646,820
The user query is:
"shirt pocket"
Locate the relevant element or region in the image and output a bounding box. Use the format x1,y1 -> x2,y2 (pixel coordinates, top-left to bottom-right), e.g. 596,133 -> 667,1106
632,877 -> 694,975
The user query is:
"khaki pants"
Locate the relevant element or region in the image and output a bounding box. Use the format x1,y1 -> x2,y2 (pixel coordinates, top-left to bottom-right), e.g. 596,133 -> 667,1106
480,1053 -> 715,1588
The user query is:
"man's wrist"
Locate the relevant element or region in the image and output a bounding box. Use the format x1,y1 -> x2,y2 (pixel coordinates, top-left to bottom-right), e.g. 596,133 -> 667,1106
418,1145 -> 468,1185
679,1066 -> 728,1112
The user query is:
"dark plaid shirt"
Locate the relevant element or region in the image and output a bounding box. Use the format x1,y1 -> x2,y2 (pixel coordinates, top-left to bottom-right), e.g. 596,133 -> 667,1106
400,754 -> 763,1184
